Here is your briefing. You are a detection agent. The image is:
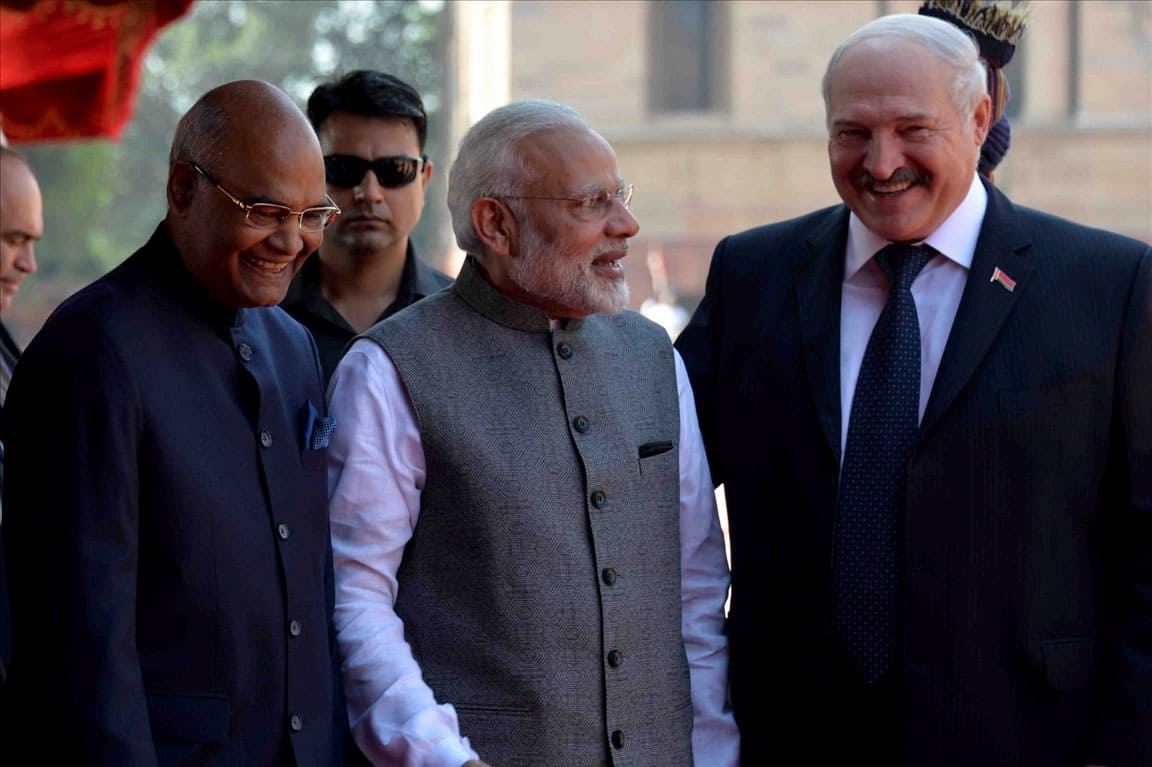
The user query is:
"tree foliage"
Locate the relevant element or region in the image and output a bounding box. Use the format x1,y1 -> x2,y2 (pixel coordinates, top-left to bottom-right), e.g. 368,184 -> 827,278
15,0 -> 445,341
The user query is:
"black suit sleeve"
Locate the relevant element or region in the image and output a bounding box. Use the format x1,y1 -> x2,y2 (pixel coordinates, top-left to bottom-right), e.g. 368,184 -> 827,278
675,236 -> 731,487
1092,246 -> 1152,765
2,319 -> 157,764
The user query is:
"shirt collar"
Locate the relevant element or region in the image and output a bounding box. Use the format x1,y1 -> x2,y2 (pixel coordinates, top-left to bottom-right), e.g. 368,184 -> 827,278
282,240 -> 437,329
405,242 -> 448,299
844,173 -> 988,279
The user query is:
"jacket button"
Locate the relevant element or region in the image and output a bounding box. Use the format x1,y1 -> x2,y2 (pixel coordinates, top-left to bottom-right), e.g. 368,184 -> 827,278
590,490 -> 607,509
556,341 -> 573,359
290,713 -> 303,731
238,343 -> 253,362
610,730 -> 624,749
602,567 -> 617,586
289,619 -> 301,637
260,430 -> 273,448
572,415 -> 590,433
277,523 -> 290,540
607,649 -> 623,668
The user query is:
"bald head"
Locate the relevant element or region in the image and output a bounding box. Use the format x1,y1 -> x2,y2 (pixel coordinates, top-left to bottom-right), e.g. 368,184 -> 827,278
164,80 -> 330,308
169,80 -> 319,170
1,146 -> 43,314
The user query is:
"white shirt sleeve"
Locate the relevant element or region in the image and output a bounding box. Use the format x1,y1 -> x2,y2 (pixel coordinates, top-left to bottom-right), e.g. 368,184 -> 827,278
327,339 -> 479,767
675,349 -> 742,766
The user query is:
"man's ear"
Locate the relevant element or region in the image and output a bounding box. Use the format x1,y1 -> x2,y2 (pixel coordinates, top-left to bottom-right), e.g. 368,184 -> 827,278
471,197 -> 517,258
971,94 -> 993,147
419,157 -> 433,192
168,162 -> 197,214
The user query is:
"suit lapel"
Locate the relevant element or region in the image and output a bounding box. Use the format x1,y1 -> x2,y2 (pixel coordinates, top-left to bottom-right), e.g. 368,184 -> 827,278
920,181 -> 1034,438
795,207 -> 850,464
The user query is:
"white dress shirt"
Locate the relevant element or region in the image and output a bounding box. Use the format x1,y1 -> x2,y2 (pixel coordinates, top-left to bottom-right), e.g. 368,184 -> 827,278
327,337 -> 739,767
839,173 -> 988,457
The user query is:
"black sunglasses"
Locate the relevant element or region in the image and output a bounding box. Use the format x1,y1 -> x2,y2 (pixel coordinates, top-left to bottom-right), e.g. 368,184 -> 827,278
324,154 -> 427,189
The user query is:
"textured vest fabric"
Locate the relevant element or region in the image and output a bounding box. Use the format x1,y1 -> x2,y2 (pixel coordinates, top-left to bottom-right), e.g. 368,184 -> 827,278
363,257 -> 693,767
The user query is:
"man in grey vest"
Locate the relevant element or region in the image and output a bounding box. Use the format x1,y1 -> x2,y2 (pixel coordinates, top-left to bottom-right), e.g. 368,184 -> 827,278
326,100 -> 739,767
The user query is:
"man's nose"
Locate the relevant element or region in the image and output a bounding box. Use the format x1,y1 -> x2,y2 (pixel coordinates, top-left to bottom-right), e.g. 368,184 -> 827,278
265,215 -> 309,255
357,168 -> 387,203
16,241 -> 37,274
863,133 -> 904,181
606,203 -> 640,239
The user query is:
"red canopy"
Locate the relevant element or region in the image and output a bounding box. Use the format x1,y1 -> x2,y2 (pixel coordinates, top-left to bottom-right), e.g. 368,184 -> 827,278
0,0 -> 193,143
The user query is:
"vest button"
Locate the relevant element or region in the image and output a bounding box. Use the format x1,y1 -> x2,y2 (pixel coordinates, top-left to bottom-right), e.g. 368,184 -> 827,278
238,343 -> 253,362
556,341 -> 573,359
590,490 -> 607,509
572,415 -> 590,433
607,649 -> 623,667
260,430 -> 273,448
289,713 -> 303,731
289,619 -> 301,637
610,729 -> 624,749
602,567 -> 617,586
277,523 -> 290,540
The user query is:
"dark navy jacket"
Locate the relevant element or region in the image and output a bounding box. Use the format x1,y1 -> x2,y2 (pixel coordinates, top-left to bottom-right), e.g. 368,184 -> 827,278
1,225 -> 345,765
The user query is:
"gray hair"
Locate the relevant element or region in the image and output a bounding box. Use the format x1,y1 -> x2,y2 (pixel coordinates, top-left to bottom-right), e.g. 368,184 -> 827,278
447,99 -> 589,255
168,96 -> 229,170
822,13 -> 987,123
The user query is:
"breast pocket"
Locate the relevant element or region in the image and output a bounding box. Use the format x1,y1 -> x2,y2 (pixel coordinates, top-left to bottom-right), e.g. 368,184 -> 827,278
638,442 -> 680,519
638,440 -> 677,476
995,378 -> 1105,480
147,690 -> 230,744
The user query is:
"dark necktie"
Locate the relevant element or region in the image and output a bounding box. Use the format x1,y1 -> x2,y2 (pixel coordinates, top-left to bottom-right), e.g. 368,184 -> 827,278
833,242 -> 931,684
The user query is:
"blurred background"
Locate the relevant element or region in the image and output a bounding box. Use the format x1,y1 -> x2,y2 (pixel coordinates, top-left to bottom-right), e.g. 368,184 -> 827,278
2,0 -> 1150,346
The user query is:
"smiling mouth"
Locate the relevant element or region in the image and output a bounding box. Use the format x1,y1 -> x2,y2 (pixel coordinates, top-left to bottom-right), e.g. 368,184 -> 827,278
244,254 -> 292,274
869,178 -> 915,195
854,168 -> 926,196
592,257 -> 625,278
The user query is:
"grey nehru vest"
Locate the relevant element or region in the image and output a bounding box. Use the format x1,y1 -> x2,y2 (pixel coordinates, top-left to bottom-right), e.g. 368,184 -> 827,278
362,256 -> 694,767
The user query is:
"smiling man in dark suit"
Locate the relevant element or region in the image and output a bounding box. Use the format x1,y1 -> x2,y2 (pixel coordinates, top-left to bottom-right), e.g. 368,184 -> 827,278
1,80 -> 348,764
676,12 -> 1151,767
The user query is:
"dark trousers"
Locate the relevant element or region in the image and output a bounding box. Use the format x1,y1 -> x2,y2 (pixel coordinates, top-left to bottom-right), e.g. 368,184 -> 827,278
735,650 -> 902,764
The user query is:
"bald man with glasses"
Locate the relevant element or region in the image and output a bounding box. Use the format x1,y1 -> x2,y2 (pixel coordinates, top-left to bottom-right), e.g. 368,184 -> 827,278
1,80 -> 351,765
282,70 -> 453,384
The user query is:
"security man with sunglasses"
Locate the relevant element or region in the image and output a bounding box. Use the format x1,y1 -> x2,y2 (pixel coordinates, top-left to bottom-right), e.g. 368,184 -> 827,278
1,80 -> 350,764
283,70 -> 453,383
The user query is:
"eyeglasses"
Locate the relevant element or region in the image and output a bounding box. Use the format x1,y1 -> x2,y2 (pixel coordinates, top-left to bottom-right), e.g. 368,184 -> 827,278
191,163 -> 341,233
497,183 -> 634,222
323,154 -> 427,189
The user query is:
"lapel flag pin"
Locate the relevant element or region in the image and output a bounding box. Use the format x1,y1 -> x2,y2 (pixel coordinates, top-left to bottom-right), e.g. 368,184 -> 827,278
990,266 -> 1017,292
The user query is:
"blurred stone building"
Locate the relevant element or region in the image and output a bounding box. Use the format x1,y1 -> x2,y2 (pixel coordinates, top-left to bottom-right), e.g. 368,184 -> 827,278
443,0 -> 1152,327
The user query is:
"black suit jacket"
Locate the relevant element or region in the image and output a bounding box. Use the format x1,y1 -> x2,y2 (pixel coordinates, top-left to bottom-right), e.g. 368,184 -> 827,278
281,241 -> 454,384
676,179 -> 1152,766
0,321 -> 18,686
1,226 -> 347,765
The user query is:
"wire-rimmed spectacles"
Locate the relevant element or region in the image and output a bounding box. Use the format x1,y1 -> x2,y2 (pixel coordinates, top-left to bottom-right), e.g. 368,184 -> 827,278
496,183 -> 634,222
190,162 -> 341,233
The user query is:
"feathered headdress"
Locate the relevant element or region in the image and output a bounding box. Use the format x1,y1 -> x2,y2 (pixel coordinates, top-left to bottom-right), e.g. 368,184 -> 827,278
919,0 -> 1031,178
